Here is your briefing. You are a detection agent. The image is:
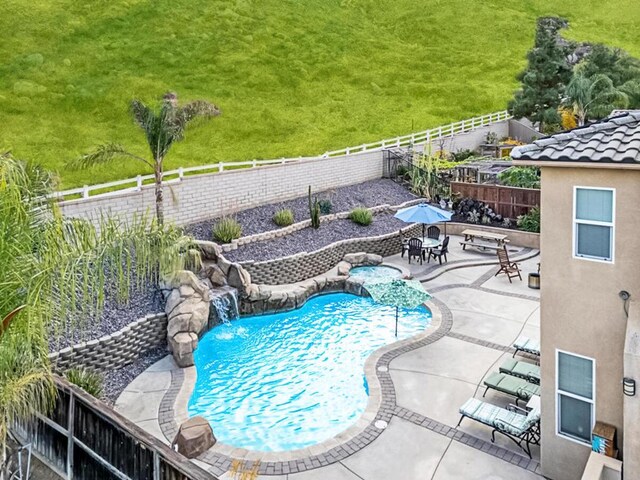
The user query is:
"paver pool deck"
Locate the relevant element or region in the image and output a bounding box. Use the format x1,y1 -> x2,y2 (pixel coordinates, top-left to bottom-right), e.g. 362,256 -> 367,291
116,239 -> 543,479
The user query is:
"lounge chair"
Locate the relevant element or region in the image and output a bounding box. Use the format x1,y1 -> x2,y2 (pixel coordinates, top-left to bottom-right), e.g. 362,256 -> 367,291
512,336 -> 540,358
457,397 -> 540,458
499,358 -> 540,384
495,247 -> 522,283
483,371 -> 541,405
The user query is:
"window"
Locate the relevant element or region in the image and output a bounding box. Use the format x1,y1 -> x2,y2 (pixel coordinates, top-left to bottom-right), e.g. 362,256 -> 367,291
556,350 -> 595,445
573,187 -> 615,262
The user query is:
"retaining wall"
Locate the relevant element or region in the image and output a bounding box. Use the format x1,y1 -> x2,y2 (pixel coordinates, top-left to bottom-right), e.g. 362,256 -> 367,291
49,313 -> 167,372
241,224 -> 422,285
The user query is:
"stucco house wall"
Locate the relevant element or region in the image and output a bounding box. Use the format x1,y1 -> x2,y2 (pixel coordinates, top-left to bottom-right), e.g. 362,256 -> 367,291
539,167 -> 640,480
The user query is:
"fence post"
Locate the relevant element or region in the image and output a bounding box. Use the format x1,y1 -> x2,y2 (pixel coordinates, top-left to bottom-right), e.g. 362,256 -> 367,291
136,176 -> 142,191
67,391 -> 75,479
82,186 -> 89,199
153,452 -> 161,480
178,167 -> 184,181
218,162 -> 223,173
252,159 -> 257,168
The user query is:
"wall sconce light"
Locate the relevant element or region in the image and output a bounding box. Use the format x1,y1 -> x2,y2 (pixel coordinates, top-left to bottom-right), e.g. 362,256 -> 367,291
623,377 -> 636,397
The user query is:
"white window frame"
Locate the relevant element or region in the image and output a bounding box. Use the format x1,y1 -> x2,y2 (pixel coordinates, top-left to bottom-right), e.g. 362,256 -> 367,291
555,349 -> 596,446
572,186 -> 615,264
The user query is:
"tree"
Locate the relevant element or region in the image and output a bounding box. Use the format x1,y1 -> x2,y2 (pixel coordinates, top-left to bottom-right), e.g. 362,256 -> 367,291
0,153 -> 200,471
564,73 -> 629,126
69,92 -> 220,225
508,17 -> 573,131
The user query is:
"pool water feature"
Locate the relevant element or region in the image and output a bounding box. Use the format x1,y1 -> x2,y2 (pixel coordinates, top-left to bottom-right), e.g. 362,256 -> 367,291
189,293 -> 431,451
349,265 -> 403,282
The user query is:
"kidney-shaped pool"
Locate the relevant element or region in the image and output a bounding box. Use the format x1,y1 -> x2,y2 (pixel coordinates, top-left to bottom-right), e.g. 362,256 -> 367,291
188,292 -> 431,451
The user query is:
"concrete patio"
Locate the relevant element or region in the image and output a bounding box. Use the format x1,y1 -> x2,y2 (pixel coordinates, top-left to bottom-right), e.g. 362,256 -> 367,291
116,238 -> 543,479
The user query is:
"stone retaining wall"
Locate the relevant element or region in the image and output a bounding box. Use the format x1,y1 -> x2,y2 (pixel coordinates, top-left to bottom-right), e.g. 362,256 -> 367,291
241,224 -> 422,285
49,313 -> 167,372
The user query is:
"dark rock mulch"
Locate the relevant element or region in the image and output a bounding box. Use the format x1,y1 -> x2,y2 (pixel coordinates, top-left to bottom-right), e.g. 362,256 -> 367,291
224,213 -> 409,263
49,286 -> 165,352
185,179 -> 417,240
102,344 -> 168,405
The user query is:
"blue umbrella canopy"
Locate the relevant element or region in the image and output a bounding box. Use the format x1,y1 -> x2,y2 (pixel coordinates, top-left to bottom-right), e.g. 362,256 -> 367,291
365,279 -> 432,336
394,203 -> 452,224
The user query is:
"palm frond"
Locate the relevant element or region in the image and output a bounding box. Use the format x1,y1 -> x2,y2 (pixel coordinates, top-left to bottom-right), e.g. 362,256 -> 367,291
130,100 -> 155,129
67,143 -> 152,170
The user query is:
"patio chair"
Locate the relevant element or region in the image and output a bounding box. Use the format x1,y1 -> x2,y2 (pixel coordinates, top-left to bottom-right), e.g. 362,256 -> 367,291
400,229 -> 409,258
483,371 -> 541,405
495,247 -> 522,283
427,236 -> 449,264
512,336 -> 541,358
426,225 -> 441,240
457,397 -> 540,458
407,237 -> 423,265
499,358 -> 540,384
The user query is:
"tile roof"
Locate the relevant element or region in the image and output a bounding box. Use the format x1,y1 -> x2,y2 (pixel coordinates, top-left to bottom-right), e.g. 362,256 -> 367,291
511,112 -> 640,164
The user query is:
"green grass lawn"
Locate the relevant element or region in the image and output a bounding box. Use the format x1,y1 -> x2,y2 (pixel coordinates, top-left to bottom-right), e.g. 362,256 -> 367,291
2,0 -> 638,187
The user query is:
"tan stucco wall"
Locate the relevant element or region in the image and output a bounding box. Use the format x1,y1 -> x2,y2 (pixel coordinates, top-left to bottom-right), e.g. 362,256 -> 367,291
539,167 -> 640,480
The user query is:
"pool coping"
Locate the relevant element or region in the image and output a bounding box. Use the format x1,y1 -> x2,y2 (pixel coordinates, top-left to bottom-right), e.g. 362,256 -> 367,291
158,298 -> 450,475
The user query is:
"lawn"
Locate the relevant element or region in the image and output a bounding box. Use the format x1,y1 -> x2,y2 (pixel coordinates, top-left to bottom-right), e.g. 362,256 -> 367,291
1,0 -> 638,187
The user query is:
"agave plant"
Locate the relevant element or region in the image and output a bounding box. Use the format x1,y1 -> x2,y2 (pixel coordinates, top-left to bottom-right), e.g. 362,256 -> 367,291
68,92 -> 220,225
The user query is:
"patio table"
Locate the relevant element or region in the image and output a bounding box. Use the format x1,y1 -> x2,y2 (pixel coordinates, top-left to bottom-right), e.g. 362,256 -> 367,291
460,229 -> 509,250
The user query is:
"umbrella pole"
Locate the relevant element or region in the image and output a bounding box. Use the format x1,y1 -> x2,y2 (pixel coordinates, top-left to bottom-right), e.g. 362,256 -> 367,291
422,224 -> 425,239
395,306 -> 399,337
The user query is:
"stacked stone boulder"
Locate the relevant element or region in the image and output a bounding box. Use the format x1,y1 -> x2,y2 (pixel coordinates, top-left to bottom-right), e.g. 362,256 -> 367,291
163,271 -> 210,367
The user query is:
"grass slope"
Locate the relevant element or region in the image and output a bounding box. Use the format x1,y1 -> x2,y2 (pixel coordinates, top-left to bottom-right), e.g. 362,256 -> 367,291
1,0 -> 639,187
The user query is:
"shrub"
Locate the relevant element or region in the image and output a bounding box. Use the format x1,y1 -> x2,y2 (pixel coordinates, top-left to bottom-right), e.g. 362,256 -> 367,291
517,206 -> 540,233
273,208 -> 294,227
481,215 -> 491,225
318,199 -> 332,215
467,209 -> 480,224
502,217 -> 512,228
349,207 -> 373,226
65,368 -> 103,398
498,167 -> 541,189
212,217 -> 242,243
451,149 -> 476,162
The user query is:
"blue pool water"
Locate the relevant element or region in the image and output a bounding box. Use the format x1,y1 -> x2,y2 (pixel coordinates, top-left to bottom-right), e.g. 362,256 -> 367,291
189,293 -> 430,451
349,265 -> 402,282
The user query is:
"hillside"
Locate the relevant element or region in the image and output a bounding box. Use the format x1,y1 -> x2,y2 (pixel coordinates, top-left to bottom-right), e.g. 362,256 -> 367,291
1,0 -> 639,187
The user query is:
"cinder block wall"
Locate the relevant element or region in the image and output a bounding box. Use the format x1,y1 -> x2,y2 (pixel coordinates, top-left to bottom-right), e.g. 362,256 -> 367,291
59,150 -> 384,227
57,120 -> 511,227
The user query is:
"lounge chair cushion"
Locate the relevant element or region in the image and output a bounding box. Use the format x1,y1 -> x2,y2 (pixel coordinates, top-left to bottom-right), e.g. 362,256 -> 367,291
484,372 -> 540,400
513,336 -> 540,355
500,359 -> 540,382
459,398 -> 530,436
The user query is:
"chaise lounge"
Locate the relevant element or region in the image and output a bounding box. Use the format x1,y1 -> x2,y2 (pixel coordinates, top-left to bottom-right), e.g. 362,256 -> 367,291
457,397 -> 541,458
483,371 -> 541,405
499,358 -> 540,384
512,336 -> 541,358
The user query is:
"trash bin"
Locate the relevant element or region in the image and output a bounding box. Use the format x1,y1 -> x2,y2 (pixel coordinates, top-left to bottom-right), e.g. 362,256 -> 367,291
528,272 -> 540,289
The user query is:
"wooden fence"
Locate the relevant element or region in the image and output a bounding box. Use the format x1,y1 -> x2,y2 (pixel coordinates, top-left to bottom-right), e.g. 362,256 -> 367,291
450,182 -> 540,219
13,376 -> 216,480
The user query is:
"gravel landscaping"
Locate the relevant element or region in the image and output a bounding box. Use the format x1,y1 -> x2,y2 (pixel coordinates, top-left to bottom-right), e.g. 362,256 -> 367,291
224,213 -> 409,263
102,345 -> 168,405
185,179 -> 417,240
49,286 -> 164,351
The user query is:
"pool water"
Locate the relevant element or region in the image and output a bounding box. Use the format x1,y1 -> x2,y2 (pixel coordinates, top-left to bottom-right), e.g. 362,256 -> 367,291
189,293 -> 430,451
349,265 -> 403,282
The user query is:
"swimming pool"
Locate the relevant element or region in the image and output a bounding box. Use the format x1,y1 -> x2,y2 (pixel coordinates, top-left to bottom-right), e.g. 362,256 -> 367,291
349,265 -> 403,282
188,293 -> 430,451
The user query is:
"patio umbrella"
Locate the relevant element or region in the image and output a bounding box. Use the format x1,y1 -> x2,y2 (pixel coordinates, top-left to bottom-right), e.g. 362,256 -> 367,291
365,279 -> 432,337
394,203 -> 453,237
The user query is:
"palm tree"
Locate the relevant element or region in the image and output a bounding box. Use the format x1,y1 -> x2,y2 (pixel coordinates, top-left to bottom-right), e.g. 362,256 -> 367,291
564,73 -> 629,126
69,92 -> 220,225
0,153 -> 200,471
